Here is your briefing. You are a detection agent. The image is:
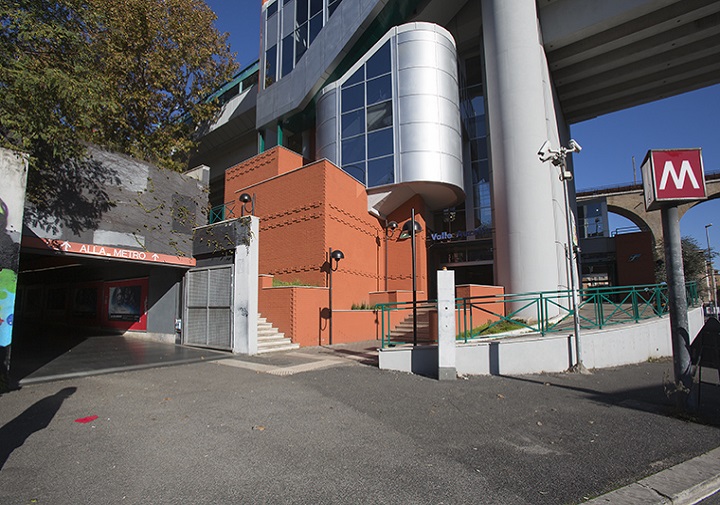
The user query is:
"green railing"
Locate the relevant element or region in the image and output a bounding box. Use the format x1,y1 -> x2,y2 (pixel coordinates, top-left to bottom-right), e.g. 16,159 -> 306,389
378,282 -> 699,348
208,201 -> 239,224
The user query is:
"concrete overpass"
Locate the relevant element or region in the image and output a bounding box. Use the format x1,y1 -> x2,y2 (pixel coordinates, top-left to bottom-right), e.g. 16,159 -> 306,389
577,170 -> 720,245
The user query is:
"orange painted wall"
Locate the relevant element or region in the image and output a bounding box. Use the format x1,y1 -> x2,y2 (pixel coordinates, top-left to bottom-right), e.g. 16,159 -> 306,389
226,147 -> 435,346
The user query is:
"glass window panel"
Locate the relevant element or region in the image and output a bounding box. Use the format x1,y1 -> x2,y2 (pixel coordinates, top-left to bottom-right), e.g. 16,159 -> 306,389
368,156 -> 394,187
309,13 -> 322,45
265,8 -> 279,47
296,0 -> 307,24
366,74 -> 392,105
366,41 -> 391,79
367,128 -> 393,159
366,101 -> 392,131
465,56 -> 483,87
310,0 -> 322,17
295,24 -> 308,63
342,67 -> 364,88
472,138 -> 488,161
341,83 -> 363,113
470,93 -> 485,117
264,45 -> 277,87
342,136 -> 365,164
471,160 -> 490,184
267,1 -> 278,17
341,110 -> 364,138
281,34 -> 294,77
342,162 -> 366,185
471,116 -> 486,138
329,0 -> 342,16
282,0 -> 295,37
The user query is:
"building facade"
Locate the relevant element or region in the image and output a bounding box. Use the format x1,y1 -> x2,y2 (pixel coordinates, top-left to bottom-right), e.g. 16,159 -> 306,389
193,0 -> 720,309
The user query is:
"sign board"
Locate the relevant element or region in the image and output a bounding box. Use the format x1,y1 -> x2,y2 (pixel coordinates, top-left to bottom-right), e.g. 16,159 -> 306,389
641,149 -> 706,211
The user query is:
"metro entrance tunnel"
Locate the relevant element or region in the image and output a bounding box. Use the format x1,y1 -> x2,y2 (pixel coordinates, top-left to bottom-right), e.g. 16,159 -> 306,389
9,250 -> 222,385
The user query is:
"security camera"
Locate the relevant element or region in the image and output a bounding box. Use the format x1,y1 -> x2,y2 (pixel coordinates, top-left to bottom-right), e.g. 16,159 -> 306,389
538,140 -> 554,162
568,139 -> 582,153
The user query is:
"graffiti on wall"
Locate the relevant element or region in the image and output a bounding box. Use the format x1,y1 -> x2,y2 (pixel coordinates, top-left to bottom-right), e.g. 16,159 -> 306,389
0,150 -> 28,348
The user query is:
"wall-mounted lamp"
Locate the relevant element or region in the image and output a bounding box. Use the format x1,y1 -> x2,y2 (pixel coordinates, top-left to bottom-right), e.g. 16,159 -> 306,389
239,193 -> 255,216
384,221 -> 399,291
328,247 -> 345,345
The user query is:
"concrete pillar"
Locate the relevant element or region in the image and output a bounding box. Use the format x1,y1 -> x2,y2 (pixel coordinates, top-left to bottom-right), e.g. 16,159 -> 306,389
481,0 -> 561,301
233,216 -> 260,355
437,269 -> 456,381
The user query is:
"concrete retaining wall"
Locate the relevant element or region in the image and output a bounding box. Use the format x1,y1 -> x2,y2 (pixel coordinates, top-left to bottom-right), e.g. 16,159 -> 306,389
379,308 -> 705,376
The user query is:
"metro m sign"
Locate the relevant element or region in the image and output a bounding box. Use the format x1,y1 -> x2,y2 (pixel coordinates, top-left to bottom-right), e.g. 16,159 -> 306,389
641,149 -> 706,211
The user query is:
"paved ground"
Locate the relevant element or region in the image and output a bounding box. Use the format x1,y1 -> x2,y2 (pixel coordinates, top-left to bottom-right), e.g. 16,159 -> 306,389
1,340 -> 720,504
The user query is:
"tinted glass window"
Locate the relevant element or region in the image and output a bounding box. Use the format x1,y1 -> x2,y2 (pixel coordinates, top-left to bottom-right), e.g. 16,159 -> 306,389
267,1 -> 278,17
296,0 -> 307,24
265,45 -> 277,86
342,136 -> 365,164
366,41 -> 390,79
366,102 -> 392,131
282,0 -> 295,37
367,128 -> 393,159
309,13 -> 322,45
342,67 -> 364,88
341,84 -> 363,113
295,24 -> 308,63
281,35 -> 294,77
368,156 -> 394,187
343,162 -> 366,184
366,75 -> 392,105
310,0 -> 322,17
341,110 -> 364,138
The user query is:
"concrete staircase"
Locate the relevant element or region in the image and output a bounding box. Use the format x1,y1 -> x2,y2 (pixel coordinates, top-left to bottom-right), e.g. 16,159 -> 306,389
387,307 -> 434,345
257,315 -> 300,354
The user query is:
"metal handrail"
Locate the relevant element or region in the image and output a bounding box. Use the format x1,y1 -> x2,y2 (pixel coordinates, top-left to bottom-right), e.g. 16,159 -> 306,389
378,282 -> 699,348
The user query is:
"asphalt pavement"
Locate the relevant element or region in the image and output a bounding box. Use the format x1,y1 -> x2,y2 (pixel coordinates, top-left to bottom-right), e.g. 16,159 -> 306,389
1,341 -> 720,504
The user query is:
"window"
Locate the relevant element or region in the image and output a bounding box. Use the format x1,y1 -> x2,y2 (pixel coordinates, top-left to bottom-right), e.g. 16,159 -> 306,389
339,40 -> 394,188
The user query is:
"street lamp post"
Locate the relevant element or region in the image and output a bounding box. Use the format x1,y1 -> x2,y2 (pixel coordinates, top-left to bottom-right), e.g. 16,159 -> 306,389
328,248 -> 345,345
401,209 -> 423,346
384,221 -> 398,291
705,224 -> 717,313
538,140 -> 585,372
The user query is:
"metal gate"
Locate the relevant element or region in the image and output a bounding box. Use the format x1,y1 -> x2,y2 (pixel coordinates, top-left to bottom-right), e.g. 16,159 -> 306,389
184,265 -> 233,350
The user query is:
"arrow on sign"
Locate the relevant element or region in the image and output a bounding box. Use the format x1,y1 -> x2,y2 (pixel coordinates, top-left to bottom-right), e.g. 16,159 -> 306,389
152,254 -> 160,261
61,241 -> 72,251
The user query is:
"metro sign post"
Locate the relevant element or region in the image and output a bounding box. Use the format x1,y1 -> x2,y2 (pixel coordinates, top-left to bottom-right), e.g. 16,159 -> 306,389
641,148 -> 706,410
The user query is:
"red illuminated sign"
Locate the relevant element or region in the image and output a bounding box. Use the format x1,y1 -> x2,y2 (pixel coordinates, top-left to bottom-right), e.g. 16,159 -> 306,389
641,149 -> 706,211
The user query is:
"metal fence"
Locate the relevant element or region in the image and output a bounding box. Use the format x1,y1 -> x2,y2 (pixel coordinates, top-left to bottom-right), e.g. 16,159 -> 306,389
378,282 -> 699,348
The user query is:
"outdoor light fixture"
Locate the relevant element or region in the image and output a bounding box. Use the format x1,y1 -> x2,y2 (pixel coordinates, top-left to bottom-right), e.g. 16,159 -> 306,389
384,221 -> 399,291
328,248 -> 345,345
538,140 -> 584,372
399,218 -> 423,240
401,210 -> 423,345
238,192 -> 255,216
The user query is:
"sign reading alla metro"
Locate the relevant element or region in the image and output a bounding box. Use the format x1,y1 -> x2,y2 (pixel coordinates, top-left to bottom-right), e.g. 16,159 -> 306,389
22,237 -> 196,267
641,148 -> 706,211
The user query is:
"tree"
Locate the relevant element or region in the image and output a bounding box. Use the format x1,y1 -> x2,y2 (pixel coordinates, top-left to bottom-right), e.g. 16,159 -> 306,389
655,236 -> 717,298
0,0 -> 236,230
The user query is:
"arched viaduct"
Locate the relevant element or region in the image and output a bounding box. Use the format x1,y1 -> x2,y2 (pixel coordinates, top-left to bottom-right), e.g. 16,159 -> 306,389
577,171 -> 720,245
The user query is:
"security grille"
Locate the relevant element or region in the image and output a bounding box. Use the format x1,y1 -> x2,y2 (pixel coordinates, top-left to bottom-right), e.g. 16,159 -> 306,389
184,265 -> 233,350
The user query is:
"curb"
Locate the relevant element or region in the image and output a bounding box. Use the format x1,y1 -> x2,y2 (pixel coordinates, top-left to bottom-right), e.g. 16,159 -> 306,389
585,446 -> 720,504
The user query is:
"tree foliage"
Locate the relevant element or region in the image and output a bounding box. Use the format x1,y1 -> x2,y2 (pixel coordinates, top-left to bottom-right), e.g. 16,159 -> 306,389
1,0 -> 237,228
655,236 -> 717,296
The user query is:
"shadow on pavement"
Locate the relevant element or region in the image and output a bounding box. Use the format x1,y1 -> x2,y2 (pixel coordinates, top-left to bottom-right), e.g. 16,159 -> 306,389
502,371 -> 720,427
0,387 -> 76,470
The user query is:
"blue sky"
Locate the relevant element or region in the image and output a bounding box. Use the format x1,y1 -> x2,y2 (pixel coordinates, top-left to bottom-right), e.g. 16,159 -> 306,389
207,0 -> 720,266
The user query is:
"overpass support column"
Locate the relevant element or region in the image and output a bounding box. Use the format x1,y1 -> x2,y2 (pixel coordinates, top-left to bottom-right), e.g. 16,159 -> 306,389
481,0 -> 561,304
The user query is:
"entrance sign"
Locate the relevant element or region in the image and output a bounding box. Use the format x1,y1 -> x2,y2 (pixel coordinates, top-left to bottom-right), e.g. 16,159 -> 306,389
642,149 -> 706,211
